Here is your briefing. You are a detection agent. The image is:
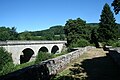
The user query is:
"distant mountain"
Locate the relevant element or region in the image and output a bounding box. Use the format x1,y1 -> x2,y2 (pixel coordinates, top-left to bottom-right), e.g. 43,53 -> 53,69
29,25 -> 64,36
21,23 -> 120,37
87,23 -> 120,27
27,23 -> 100,36
86,23 -> 99,27
19,23 -> 120,40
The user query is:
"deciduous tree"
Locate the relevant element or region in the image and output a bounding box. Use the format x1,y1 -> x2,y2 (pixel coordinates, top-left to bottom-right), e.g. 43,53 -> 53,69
0,27 -> 18,41
64,18 -> 86,47
112,0 -> 120,14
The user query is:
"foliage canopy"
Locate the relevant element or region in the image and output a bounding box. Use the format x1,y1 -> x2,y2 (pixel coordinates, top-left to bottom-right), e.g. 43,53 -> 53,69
0,47 -> 14,76
98,3 -> 118,42
0,27 -> 18,41
64,18 -> 95,47
112,0 -> 120,14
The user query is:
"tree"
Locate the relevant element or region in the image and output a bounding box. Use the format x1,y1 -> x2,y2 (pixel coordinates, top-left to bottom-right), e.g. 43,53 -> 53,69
64,18 -> 86,47
0,27 -> 18,41
19,31 -> 32,40
112,0 -> 120,14
98,3 -> 117,42
91,29 -> 99,48
0,27 -> 10,41
35,52 -> 52,64
9,27 -> 18,40
45,32 -> 55,40
0,47 -> 14,76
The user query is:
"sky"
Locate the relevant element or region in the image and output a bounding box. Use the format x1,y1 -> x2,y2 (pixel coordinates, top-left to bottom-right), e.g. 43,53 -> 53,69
0,0 -> 120,32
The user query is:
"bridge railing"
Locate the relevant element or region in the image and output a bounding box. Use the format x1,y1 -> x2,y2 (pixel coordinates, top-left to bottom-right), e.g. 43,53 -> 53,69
0,41 -> 7,46
0,40 -> 67,45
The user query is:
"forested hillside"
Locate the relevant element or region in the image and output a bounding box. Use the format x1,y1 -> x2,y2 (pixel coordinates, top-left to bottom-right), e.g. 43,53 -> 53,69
22,25 -> 65,40
0,22 -> 119,41
29,25 -> 64,36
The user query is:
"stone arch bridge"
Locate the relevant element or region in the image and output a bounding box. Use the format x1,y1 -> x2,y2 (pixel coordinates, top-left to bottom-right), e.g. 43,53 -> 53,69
0,40 -> 67,64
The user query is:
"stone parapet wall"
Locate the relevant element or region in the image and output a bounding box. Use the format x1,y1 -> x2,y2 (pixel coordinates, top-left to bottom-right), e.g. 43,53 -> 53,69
0,40 -> 67,45
0,46 -> 95,80
44,46 -> 95,75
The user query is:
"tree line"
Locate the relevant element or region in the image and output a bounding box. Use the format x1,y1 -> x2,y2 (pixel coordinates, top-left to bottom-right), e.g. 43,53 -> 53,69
0,0 -> 120,77
0,2 -> 120,48
64,3 -> 120,48
0,25 -> 65,41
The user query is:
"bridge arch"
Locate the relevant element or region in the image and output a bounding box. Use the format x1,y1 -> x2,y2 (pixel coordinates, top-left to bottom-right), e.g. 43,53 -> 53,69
51,45 -> 59,54
0,41 -> 66,64
20,48 -> 34,64
38,46 -> 48,53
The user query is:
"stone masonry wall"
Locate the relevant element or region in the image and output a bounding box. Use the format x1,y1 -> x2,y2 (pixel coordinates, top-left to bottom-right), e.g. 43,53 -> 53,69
0,46 -> 95,80
44,46 -> 95,75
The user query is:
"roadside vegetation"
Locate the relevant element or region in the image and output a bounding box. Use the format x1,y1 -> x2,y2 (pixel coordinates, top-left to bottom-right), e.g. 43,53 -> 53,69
52,2 -> 120,79
0,47 -> 69,76
0,47 -> 14,76
0,0 -> 120,77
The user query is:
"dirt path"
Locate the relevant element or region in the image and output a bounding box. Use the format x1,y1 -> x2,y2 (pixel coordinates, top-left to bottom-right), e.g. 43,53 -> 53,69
79,48 -> 120,80
54,48 -> 120,80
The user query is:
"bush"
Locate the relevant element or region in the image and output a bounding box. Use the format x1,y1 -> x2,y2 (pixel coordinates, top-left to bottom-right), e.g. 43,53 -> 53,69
101,40 -> 116,47
112,41 -> 120,47
35,52 -> 53,64
13,61 -> 35,71
0,62 -> 14,76
52,50 -> 68,58
70,39 -> 90,48
107,40 -> 116,46
101,40 -> 120,47
76,39 -> 90,47
0,47 -> 14,76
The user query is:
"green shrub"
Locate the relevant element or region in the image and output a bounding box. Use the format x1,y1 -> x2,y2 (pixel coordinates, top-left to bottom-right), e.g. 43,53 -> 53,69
112,41 -> 120,47
101,40 -> 120,47
13,61 -> 35,71
52,50 -> 68,58
0,47 -> 14,76
70,43 -> 78,48
106,40 -> 116,46
0,62 -> 14,76
76,39 -> 90,47
35,52 -> 53,64
70,39 -> 90,48
101,40 -> 116,46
